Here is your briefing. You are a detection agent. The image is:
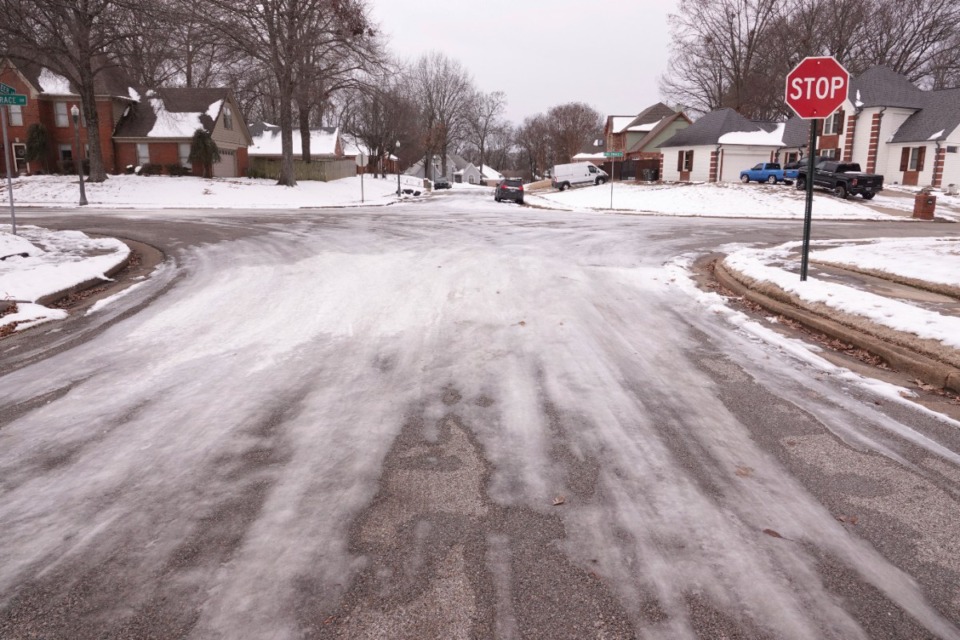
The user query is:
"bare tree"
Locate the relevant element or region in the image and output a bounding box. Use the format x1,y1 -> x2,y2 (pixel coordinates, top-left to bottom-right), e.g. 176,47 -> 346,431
202,0 -> 377,186
0,0 -> 135,181
465,90 -> 506,175
547,102 -> 604,164
342,72 -> 418,177
410,52 -> 474,179
516,114 -> 551,179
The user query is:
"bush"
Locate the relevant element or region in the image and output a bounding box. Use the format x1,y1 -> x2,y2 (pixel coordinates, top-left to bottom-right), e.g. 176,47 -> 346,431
166,163 -> 190,177
138,163 -> 162,176
246,166 -> 268,179
60,160 -> 75,175
125,165 -> 135,175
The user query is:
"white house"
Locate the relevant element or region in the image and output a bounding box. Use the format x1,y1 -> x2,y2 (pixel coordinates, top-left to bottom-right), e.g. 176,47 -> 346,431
248,122 -> 342,159
660,109 -> 787,183
458,163 -> 503,185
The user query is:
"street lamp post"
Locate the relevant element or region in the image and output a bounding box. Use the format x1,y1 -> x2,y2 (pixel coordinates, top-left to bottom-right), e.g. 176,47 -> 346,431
395,140 -> 401,196
70,105 -> 88,206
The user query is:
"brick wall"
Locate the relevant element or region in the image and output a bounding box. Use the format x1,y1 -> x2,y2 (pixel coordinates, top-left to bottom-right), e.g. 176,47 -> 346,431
933,146 -> 946,188
236,146 -> 248,176
866,113 -> 882,174
709,151 -> 719,183
843,115 -> 857,161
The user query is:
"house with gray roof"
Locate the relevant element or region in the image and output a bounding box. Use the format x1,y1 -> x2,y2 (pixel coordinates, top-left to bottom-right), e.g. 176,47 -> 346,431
659,108 -> 787,183
602,103 -> 692,180
817,66 -> 960,188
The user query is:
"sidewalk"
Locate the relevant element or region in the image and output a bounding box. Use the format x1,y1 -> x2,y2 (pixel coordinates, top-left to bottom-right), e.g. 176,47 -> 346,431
717,238 -> 960,393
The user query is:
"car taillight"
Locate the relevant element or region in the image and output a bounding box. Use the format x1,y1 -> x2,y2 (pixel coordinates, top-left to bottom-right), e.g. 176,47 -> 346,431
518,184 -> 524,191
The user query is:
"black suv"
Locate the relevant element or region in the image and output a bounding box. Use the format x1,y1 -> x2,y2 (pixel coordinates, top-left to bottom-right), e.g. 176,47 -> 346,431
494,178 -> 524,205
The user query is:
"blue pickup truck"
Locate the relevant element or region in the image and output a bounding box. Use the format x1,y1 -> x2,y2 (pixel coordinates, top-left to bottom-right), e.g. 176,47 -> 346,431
739,162 -> 798,184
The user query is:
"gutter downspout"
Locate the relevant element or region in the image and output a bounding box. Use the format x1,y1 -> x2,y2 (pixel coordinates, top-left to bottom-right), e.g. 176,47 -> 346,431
714,144 -> 722,182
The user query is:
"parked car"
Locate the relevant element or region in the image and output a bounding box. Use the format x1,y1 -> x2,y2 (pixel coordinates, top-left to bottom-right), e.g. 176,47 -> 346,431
739,162 -> 797,184
551,162 -> 608,191
795,160 -> 883,199
434,177 -> 452,189
495,178 -> 525,204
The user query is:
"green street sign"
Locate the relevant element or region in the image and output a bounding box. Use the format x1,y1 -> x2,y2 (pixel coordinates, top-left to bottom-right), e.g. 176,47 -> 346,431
0,83 -> 14,95
603,151 -> 624,158
0,95 -> 27,106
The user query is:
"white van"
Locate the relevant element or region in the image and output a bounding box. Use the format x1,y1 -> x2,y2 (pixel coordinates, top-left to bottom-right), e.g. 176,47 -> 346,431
551,162 -> 609,190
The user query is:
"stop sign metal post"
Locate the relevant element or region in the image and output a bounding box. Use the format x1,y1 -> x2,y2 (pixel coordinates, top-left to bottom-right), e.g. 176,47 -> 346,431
785,56 -> 849,281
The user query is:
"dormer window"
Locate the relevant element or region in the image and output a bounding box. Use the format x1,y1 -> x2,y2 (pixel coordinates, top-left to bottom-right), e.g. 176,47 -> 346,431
223,105 -> 233,130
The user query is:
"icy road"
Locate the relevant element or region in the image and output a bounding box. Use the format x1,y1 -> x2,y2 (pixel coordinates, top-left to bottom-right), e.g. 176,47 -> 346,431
2,190 -> 960,639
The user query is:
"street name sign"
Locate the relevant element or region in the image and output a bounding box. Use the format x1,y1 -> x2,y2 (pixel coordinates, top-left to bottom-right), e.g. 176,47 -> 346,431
0,83 -> 15,95
785,56 -> 849,119
0,95 -> 27,106
603,151 -> 624,158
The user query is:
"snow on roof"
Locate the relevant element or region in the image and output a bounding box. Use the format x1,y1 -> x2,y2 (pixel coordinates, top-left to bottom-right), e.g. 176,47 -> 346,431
929,129 -> 945,140
626,117 -> 665,133
611,116 -> 635,133
572,152 -> 607,161
145,98 -> 217,138
38,67 -> 72,94
718,123 -> 786,146
128,87 -> 141,102
340,134 -> 371,157
206,100 -> 223,121
250,126 -> 340,156
480,165 -> 503,180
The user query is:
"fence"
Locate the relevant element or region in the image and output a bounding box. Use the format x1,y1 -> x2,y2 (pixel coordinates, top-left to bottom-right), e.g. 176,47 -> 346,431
249,157 -> 357,182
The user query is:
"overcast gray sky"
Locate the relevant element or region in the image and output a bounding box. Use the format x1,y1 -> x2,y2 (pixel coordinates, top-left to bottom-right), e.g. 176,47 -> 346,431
367,0 -> 681,125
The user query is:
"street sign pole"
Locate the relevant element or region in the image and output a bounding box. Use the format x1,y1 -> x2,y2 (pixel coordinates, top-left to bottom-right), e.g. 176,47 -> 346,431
800,120 -> 816,281
603,151 -> 624,210
1,105 -> 16,235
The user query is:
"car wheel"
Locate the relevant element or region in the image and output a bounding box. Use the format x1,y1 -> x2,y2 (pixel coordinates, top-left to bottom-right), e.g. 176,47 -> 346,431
767,175 -> 777,184
495,196 -> 501,202
862,193 -> 875,200
741,175 -> 749,183
834,185 -> 848,199
562,182 -> 570,191
518,199 -> 524,205
796,177 -> 806,190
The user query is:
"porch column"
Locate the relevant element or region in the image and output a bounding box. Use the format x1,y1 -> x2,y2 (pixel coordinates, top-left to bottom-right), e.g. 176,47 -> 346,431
843,114 -> 857,162
709,151 -> 719,183
866,112 -> 882,174
932,146 -> 946,188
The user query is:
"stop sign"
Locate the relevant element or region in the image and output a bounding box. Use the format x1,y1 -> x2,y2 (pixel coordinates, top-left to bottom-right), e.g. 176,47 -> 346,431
785,56 -> 850,119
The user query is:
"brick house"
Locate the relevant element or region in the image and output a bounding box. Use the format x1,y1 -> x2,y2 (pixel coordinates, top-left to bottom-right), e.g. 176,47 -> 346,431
0,57 -> 135,176
602,103 -> 692,180
114,88 -> 251,177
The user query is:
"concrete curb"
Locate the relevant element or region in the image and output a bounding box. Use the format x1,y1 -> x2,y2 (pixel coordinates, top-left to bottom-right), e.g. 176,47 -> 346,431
34,245 -> 132,307
714,260 -> 960,394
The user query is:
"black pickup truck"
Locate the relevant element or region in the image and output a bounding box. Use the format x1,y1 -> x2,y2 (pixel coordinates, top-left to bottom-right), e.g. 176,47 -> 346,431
795,160 -> 883,200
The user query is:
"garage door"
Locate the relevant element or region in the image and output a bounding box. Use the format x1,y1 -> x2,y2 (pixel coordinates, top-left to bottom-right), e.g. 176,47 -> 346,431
213,149 -> 237,178
719,150 -> 773,182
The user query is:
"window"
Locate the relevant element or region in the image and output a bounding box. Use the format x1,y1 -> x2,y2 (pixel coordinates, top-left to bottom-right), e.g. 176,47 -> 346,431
179,143 -> 191,166
785,152 -> 799,164
223,105 -> 233,130
55,102 -> 69,127
9,105 -> 23,126
823,111 -> 844,135
677,150 -> 694,172
899,146 -> 926,172
947,146 -> 958,153
136,143 -> 150,165
59,144 -> 72,161
820,148 -> 837,159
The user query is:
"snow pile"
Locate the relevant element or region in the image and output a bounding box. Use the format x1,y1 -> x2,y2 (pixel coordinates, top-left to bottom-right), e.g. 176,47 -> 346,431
0,226 -> 129,331
724,240 -> 960,349
1,174 -> 403,209
530,182 -> 902,220
719,123 -> 786,146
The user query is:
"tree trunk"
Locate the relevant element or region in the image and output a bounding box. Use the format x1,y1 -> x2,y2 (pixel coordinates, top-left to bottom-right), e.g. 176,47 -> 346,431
278,88 -> 297,186
79,65 -> 107,182
298,98 -> 311,163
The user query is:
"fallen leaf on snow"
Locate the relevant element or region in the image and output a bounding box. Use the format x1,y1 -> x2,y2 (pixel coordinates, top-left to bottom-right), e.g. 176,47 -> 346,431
553,495 -> 565,506
735,466 -> 754,478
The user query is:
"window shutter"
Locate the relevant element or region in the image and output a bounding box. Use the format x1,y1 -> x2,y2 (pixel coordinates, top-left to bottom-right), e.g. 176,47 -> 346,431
689,150 -> 694,170
900,148 -> 910,171
837,110 -> 845,135
677,150 -> 683,172
917,146 -> 926,172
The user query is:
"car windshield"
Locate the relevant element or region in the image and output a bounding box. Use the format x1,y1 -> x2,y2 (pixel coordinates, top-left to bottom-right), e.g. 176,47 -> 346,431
503,179 -> 522,187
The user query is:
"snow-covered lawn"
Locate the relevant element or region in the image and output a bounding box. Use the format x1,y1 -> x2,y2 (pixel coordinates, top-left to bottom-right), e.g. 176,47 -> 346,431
0,174 -> 405,209
1,225 -> 129,331
724,239 -> 960,349
528,182 -> 907,220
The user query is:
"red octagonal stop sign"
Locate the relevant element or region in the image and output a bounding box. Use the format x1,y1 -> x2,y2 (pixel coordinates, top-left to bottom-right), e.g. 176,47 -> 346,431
785,56 -> 850,119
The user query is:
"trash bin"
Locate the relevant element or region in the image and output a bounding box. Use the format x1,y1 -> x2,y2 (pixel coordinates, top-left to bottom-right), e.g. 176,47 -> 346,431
912,192 -> 937,220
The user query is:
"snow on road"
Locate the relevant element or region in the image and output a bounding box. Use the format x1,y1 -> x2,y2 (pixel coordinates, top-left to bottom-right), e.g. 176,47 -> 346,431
1,196 -> 957,638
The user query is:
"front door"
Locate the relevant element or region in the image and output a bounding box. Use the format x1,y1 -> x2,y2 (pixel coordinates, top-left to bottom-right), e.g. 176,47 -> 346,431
12,143 -> 26,175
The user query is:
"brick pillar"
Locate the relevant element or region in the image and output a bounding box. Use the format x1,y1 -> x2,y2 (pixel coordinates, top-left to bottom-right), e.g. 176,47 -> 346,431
843,114 -> 857,162
866,112 -> 882,174
932,146 -> 946,188
709,151 -> 718,182
658,153 -> 663,181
